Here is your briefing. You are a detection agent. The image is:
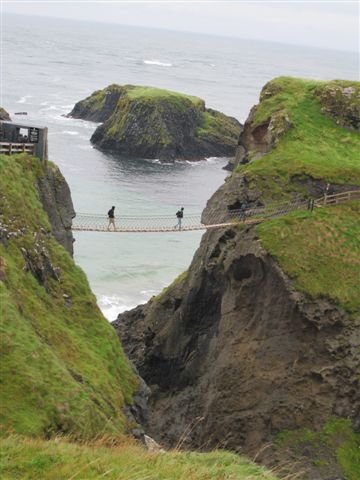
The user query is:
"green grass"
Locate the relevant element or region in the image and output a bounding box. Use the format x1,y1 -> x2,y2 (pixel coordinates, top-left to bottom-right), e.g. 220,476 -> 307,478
236,77 -> 360,200
0,436 -> 278,480
80,84 -> 205,118
0,154 -> 138,439
126,85 -> 204,108
276,418 -> 360,480
256,201 -> 360,314
196,110 -> 240,145
74,88 -> 110,115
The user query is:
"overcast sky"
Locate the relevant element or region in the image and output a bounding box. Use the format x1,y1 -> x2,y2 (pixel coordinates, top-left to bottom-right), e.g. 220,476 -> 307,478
2,1 -> 359,52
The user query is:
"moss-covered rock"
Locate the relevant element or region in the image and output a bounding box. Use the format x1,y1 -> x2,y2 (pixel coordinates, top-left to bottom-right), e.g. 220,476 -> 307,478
68,85 -> 242,161
0,154 -> 138,439
315,80 -> 360,131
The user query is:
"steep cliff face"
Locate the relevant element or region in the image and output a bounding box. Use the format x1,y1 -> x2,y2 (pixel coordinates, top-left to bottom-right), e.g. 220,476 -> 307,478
68,85 -> 242,161
113,77 -> 360,479
37,163 -> 75,256
115,223 -> 359,472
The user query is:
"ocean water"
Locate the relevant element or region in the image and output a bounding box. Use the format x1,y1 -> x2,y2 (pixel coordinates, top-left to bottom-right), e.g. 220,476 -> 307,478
2,14 -> 358,320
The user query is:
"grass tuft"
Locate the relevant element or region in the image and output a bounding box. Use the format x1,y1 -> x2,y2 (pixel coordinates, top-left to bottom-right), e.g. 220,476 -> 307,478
0,435 -> 279,480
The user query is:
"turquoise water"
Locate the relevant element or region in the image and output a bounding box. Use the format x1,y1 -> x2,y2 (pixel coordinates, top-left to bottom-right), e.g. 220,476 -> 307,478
2,14 -> 358,319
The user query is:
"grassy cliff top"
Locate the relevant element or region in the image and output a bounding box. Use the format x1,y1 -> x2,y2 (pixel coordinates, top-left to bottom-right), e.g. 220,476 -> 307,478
0,436 -> 277,480
256,201 -> 360,315
237,77 -> 360,198
234,77 -> 360,315
76,84 -> 205,117
0,154 -> 138,438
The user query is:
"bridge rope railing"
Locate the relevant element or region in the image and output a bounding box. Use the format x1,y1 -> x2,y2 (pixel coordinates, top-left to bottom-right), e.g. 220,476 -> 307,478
71,190 -> 359,233
72,199 -> 308,232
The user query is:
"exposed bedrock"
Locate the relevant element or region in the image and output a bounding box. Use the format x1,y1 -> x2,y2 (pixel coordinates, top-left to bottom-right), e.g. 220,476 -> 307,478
37,165 -> 75,256
114,226 -> 359,458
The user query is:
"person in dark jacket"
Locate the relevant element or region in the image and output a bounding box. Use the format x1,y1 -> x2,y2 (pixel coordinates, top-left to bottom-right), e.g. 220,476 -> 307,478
174,207 -> 184,230
107,206 -> 116,231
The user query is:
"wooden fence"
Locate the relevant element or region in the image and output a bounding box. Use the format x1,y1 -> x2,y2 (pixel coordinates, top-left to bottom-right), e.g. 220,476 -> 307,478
315,190 -> 360,206
0,142 -> 36,155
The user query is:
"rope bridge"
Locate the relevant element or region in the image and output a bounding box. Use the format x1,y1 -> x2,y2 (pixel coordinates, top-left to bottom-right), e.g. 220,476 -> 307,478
71,190 -> 359,233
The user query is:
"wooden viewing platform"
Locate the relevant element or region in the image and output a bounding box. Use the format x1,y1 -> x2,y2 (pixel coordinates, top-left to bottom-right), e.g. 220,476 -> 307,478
0,121 -> 48,161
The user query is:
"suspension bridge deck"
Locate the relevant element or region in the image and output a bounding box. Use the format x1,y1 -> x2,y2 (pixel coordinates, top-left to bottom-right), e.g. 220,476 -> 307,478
71,191 -> 359,233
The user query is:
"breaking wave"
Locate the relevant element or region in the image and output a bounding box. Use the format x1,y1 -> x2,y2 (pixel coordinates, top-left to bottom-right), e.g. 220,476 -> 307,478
143,59 -> 172,67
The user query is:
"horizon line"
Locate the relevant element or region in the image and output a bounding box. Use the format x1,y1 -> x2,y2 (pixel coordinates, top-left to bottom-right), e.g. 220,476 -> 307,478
2,10 -> 359,55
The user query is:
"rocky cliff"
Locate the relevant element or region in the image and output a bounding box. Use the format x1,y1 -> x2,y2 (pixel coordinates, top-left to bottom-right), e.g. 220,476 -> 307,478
37,162 -> 75,256
113,77 -> 360,479
68,85 -> 242,161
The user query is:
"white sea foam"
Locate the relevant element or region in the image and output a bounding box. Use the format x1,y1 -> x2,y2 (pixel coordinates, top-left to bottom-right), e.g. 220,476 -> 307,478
40,105 -> 59,111
97,295 -> 133,322
174,159 -> 203,165
205,156 -> 225,162
17,95 -> 32,104
140,289 -> 158,297
143,59 -> 172,67
76,144 -> 94,151
144,158 -> 173,166
61,130 -> 79,135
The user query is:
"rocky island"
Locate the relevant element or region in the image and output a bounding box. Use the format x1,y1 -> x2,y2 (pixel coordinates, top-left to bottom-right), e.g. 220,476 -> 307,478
113,77 -> 360,480
68,84 -> 242,161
